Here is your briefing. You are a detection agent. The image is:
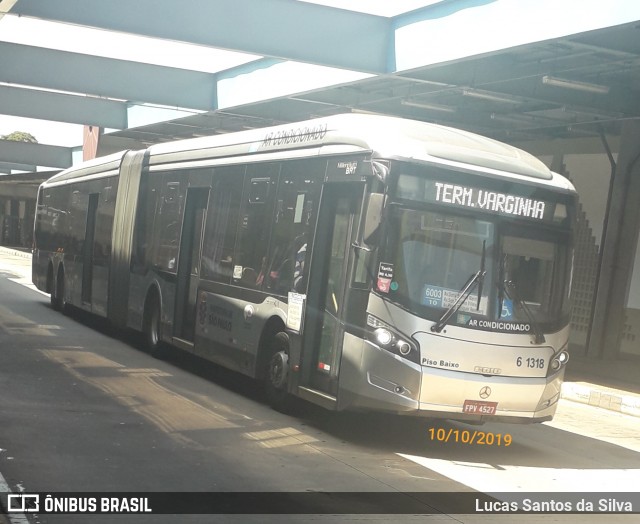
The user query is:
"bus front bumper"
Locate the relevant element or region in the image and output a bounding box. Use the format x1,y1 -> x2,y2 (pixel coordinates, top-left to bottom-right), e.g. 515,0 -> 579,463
416,365 -> 563,423
341,337 -> 563,423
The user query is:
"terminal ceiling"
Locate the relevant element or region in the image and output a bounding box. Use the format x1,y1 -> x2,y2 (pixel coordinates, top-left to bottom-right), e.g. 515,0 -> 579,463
1,0 -> 639,171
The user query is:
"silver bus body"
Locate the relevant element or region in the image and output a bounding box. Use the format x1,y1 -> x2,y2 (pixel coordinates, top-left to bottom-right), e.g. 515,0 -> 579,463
33,114 -> 575,423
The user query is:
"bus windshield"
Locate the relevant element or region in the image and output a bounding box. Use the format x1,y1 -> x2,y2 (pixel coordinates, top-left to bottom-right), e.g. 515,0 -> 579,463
498,232 -> 571,324
382,206 -> 494,318
379,204 -> 572,328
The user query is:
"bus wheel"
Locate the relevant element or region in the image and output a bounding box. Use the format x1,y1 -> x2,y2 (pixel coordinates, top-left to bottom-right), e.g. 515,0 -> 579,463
265,332 -> 293,412
143,298 -> 163,357
50,282 -> 60,311
52,269 -> 67,313
48,265 -> 58,310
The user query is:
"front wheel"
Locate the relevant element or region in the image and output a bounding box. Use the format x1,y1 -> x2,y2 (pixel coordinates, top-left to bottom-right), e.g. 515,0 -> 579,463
265,332 -> 293,412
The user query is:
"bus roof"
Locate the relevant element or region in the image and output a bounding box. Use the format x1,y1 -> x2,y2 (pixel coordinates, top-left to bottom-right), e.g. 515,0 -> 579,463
43,115 -> 573,192
42,150 -> 128,187
148,113 -> 556,182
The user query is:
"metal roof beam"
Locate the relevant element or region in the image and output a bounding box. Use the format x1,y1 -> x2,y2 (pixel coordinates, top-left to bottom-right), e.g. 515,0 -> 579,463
0,85 -> 128,129
0,139 -> 72,169
10,0 -> 390,74
0,162 -> 36,174
0,42 -> 216,111
394,0 -> 640,72
0,178 -> 42,197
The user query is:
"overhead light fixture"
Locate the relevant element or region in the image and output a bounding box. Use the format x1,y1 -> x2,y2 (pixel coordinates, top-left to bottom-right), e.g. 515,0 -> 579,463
560,105 -> 623,119
350,109 -> 389,117
490,112 -> 533,125
542,75 -> 609,94
401,100 -> 457,113
461,88 -> 522,105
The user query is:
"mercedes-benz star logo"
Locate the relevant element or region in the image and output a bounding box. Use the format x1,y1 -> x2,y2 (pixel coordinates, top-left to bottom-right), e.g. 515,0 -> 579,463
479,386 -> 492,399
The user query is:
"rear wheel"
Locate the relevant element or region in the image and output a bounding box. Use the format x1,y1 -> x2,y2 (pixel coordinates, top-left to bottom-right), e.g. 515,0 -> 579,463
265,331 -> 293,412
50,282 -> 60,311
52,268 -> 67,313
143,296 -> 164,357
47,265 -> 57,309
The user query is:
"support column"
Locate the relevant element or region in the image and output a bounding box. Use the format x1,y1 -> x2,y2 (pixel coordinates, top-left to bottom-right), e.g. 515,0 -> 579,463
83,125 -> 101,161
8,198 -> 19,246
587,121 -> 640,358
550,151 -> 566,174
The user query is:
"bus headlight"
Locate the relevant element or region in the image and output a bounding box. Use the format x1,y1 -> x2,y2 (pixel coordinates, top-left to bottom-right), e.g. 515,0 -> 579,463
397,340 -> 412,356
550,350 -> 570,371
367,315 -> 419,364
374,328 -> 393,346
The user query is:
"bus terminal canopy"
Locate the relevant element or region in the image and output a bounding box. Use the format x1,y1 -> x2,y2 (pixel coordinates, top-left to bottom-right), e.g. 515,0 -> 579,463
1,0 -> 640,170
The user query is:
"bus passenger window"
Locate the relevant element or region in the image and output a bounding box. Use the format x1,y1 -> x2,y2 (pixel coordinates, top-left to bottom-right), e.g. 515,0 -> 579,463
233,165 -> 279,289
132,172 -> 157,273
154,180 -> 184,272
264,160 -> 322,295
201,167 -> 244,283
248,178 -> 270,204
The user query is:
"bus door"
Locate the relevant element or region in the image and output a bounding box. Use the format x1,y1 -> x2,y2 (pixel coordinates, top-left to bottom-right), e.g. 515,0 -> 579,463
81,193 -> 99,305
175,188 -> 209,342
300,183 -> 361,399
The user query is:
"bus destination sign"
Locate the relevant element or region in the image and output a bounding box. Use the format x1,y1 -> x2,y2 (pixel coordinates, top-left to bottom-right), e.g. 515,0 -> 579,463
433,181 -> 547,220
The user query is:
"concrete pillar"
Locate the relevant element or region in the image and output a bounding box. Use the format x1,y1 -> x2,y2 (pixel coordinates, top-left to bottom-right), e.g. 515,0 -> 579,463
551,152 -> 566,175
24,199 -> 36,249
587,121 -> 640,359
8,198 -> 19,246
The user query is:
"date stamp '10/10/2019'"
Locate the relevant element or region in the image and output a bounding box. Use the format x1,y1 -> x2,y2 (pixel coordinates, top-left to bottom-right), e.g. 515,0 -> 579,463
428,427 -> 513,446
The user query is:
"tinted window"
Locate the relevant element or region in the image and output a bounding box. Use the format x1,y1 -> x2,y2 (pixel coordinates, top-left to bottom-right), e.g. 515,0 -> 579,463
153,177 -> 186,272
263,160 -> 323,295
201,166 -> 244,283
232,164 -> 279,289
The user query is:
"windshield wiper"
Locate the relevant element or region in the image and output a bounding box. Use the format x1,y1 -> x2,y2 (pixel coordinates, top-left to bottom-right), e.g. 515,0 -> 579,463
431,241 -> 486,334
497,254 -> 506,319
503,280 -> 546,344
476,239 -> 486,310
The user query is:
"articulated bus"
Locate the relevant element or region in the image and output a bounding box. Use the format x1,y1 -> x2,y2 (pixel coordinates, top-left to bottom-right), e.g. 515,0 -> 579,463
33,114 -> 575,423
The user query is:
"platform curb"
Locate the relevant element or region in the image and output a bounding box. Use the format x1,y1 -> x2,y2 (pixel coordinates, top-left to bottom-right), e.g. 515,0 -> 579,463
0,247 -> 31,260
561,381 -> 640,418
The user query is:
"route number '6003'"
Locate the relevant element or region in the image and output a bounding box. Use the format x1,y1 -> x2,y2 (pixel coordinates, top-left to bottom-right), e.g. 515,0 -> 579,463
516,356 -> 545,369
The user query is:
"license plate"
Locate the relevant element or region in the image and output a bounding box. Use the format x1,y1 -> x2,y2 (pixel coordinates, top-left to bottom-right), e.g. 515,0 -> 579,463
463,400 -> 498,415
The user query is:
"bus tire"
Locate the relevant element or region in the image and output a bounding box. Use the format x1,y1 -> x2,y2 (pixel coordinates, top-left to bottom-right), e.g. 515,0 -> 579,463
47,264 -> 57,309
51,289 -> 60,310
52,267 -> 67,314
143,296 -> 164,358
265,331 -> 292,412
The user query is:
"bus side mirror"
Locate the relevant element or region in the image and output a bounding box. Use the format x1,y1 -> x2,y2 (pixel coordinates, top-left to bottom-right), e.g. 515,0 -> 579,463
363,193 -> 384,244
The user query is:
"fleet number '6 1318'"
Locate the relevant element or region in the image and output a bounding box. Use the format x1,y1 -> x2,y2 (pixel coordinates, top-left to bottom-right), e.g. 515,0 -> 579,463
516,356 -> 545,369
